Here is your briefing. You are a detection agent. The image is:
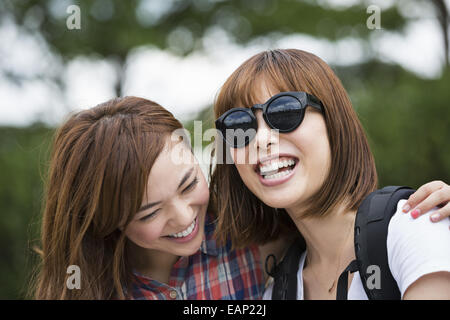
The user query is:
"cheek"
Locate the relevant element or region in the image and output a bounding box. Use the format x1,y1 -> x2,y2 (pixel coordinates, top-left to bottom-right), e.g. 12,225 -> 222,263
125,222 -> 165,247
231,147 -> 253,166
290,119 -> 331,178
232,148 -> 254,182
297,134 -> 330,164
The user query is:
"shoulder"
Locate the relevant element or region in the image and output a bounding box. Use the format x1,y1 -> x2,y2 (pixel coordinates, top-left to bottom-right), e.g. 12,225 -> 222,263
128,273 -> 169,300
206,221 -> 265,299
388,199 -> 450,245
203,211 -> 262,267
387,199 -> 450,298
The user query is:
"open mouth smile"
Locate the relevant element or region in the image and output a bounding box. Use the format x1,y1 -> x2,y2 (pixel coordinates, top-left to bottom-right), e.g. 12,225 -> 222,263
255,155 -> 299,186
167,218 -> 197,238
163,217 -> 200,243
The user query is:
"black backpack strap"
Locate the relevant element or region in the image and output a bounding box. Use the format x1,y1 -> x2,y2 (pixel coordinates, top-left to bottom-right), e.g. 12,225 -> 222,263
268,237 -> 305,300
336,259 -> 360,300
352,186 -> 415,300
268,186 -> 414,300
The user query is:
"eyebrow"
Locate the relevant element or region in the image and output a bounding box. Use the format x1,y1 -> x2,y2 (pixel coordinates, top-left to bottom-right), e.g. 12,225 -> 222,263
137,167 -> 195,213
178,167 -> 195,190
137,201 -> 161,213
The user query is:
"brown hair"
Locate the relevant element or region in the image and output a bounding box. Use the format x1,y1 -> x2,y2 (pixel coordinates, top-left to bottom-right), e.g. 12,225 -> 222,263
210,49 -> 377,248
31,96 -> 183,299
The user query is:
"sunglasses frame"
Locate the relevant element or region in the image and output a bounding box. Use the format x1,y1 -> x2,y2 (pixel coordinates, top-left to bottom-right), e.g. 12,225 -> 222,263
215,91 -> 324,148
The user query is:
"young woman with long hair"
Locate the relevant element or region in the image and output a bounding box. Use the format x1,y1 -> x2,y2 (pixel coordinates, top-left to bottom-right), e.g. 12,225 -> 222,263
32,96 -> 264,299
212,49 -> 450,299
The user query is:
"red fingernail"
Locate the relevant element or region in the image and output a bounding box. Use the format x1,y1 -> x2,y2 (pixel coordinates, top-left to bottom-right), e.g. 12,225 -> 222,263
411,209 -> 420,219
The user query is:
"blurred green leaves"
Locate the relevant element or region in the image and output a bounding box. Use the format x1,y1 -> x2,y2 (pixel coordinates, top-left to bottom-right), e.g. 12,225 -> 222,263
0,125 -> 53,298
354,65 -> 450,188
7,0 -> 408,56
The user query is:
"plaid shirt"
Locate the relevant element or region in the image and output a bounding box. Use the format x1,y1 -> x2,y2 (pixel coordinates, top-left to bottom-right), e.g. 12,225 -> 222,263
129,213 -> 264,300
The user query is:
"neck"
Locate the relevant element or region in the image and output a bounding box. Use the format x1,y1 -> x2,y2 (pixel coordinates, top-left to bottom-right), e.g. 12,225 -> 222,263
286,202 -> 356,266
128,242 -> 179,284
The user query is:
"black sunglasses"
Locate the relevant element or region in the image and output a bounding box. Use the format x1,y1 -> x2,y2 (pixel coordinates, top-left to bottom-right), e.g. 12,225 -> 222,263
215,91 -> 324,148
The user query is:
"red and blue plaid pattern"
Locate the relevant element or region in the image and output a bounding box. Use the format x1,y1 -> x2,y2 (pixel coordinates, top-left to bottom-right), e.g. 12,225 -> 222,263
129,213 -> 264,300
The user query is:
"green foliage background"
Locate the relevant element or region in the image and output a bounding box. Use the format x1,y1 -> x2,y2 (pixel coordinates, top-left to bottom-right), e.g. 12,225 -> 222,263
0,125 -> 53,298
0,0 -> 449,299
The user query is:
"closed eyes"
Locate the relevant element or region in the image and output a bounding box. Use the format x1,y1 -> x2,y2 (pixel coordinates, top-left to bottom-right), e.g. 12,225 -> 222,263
139,208 -> 160,222
181,177 -> 199,194
139,176 -> 199,222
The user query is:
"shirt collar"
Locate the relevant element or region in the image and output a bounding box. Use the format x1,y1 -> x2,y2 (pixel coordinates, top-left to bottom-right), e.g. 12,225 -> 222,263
199,212 -> 221,256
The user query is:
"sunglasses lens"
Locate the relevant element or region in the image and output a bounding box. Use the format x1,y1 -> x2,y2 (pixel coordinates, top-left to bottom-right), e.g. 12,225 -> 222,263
222,110 -> 256,147
266,96 -> 304,131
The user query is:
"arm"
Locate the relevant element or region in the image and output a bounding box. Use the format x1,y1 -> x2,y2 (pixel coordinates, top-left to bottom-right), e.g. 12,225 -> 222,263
403,272 -> 450,300
402,180 -> 450,223
388,200 -> 450,299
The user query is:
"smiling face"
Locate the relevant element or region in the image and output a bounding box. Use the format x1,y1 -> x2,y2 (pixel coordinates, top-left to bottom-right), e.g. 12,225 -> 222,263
231,81 -> 332,212
124,139 -> 210,257
212,49 -> 378,248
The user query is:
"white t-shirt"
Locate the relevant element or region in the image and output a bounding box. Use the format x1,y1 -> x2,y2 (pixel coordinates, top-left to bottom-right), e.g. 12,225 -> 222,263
263,200 -> 450,300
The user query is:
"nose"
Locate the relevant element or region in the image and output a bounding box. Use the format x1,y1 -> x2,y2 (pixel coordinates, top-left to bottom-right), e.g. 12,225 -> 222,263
168,199 -> 195,230
252,111 -> 279,153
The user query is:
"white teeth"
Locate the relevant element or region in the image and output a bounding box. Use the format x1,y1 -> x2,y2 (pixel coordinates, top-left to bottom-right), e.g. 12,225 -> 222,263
259,159 -> 296,175
263,168 -> 293,180
168,219 -> 196,238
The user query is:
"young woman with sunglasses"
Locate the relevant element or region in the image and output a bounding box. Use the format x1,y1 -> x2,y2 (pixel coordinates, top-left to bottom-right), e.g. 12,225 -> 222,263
211,49 -> 450,299
32,97 -> 264,299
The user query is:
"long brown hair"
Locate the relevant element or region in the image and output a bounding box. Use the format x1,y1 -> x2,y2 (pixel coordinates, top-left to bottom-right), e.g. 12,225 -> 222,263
211,49 -> 378,248
32,96 -> 183,299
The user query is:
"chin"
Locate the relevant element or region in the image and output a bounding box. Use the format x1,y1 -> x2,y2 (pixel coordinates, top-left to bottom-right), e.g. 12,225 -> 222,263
257,194 -> 295,210
260,185 -> 312,211
176,239 -> 204,257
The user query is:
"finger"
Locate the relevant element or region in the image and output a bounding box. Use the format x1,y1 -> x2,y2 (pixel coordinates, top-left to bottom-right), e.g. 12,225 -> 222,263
409,185 -> 450,219
429,202 -> 450,223
402,181 -> 446,213
404,180 -> 447,212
